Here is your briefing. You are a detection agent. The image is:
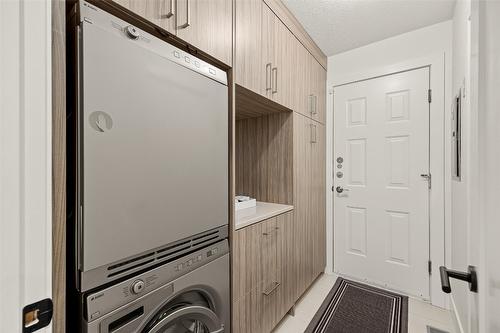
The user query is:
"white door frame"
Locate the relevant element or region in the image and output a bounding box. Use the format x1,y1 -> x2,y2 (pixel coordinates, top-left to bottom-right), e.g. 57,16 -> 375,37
0,1 -> 53,332
327,53 -> 450,308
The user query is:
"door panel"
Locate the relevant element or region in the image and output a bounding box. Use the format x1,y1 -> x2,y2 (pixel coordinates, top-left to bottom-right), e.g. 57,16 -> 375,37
293,113 -> 325,298
312,122 -> 326,276
113,0 -> 176,33
334,68 -> 431,299
276,211 -> 295,317
310,58 -> 326,124
176,0 -> 232,65
234,0 -> 262,93
293,113 -> 311,298
261,3 -> 275,99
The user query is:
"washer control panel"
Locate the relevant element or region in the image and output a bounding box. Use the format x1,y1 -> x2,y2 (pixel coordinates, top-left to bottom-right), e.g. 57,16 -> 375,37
85,240 -> 229,322
130,279 -> 145,294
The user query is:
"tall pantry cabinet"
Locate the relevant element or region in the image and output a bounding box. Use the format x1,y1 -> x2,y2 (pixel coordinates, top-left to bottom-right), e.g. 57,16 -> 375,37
233,0 -> 327,332
96,0 -> 327,332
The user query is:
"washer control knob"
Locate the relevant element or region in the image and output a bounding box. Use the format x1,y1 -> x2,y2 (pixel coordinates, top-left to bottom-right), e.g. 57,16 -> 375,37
131,280 -> 145,294
126,25 -> 140,40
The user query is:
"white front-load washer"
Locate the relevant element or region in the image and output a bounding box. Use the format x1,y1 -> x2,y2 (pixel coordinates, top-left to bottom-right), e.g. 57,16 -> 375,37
83,240 -> 229,333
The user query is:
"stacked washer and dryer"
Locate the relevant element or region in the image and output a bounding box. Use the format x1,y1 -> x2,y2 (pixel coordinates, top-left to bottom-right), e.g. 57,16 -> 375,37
73,2 -> 230,332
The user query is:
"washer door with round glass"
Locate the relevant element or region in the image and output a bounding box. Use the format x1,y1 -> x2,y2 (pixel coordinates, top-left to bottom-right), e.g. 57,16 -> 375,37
142,291 -> 224,333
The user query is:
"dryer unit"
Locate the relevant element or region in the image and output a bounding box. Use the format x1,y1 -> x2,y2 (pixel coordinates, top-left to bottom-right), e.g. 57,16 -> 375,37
74,1 -> 229,292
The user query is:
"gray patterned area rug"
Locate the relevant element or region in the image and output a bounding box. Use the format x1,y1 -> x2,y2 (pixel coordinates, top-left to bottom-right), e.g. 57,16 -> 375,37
305,278 -> 408,333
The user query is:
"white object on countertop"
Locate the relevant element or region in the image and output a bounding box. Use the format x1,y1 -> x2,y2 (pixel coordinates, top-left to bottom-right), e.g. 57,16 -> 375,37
235,195 -> 251,201
235,198 -> 256,211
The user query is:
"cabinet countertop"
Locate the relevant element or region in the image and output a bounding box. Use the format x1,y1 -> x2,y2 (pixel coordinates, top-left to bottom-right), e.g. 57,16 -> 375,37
235,201 -> 294,230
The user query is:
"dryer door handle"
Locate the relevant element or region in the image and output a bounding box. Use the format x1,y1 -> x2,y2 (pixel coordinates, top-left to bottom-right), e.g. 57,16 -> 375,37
147,305 -> 222,333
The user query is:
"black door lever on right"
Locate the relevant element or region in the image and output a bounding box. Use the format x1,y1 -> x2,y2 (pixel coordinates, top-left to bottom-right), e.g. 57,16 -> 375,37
439,265 -> 478,293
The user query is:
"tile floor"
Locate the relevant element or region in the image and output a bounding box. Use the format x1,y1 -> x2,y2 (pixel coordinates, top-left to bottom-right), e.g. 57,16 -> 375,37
273,274 -> 456,333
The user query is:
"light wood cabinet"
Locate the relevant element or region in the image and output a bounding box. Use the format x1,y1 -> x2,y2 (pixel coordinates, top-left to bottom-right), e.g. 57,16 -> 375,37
311,119 -> 326,275
233,211 -> 295,333
309,57 -> 327,124
291,44 -> 327,124
235,0 -> 262,93
176,0 -> 232,65
261,3 -> 276,99
293,113 -> 326,297
113,0 -> 232,65
236,3 -> 295,109
113,0 -> 177,33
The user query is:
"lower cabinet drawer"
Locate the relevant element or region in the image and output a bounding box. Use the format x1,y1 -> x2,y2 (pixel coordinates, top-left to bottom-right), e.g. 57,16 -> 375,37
233,280 -> 282,333
233,211 -> 295,333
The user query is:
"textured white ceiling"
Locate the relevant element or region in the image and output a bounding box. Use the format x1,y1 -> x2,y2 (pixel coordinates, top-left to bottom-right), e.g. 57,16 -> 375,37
282,0 -> 456,56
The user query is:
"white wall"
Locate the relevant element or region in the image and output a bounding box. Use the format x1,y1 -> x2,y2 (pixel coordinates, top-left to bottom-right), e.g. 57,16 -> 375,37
328,21 -> 452,83
450,1 -> 471,332
325,21 -> 453,306
477,2 -> 500,331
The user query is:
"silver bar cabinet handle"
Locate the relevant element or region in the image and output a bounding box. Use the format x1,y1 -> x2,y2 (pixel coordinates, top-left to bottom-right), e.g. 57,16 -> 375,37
310,124 -> 317,143
266,63 -> 272,91
165,0 -> 175,18
272,67 -> 278,93
311,95 -> 317,115
263,281 -> 281,296
179,0 -> 190,28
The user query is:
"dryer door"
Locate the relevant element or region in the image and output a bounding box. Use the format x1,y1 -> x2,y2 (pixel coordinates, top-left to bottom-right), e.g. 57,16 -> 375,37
142,291 -> 224,333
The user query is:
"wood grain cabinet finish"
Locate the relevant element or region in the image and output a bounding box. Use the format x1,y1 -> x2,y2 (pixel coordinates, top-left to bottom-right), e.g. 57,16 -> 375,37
309,57 -> 327,124
113,0 -> 232,65
234,0 -> 262,93
233,211 -> 295,333
113,0 -> 177,33
176,0 -> 232,66
293,113 -> 326,298
236,3 -> 295,109
291,46 -> 327,124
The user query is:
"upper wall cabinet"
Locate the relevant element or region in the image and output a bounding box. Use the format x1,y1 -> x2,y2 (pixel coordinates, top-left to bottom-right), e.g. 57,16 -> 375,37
235,0 -> 262,93
259,4 -> 294,109
235,1 -> 326,121
309,56 -> 326,124
113,0 -> 177,33
113,0 -> 232,66
291,43 -> 326,124
176,0 -> 233,66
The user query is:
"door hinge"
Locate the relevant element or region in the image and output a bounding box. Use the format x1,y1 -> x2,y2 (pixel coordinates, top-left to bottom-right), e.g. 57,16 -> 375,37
428,89 -> 432,103
23,298 -> 53,333
428,260 -> 432,275
421,173 -> 432,189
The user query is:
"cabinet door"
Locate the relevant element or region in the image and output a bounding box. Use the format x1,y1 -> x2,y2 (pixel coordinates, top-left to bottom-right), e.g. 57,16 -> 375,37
311,121 -> 326,276
293,112 -> 313,298
310,58 -> 326,124
233,222 -> 263,304
176,0 -> 233,66
234,287 -> 263,333
274,20 -> 295,110
261,3 -> 275,99
113,0 -> 176,33
292,40 -> 310,115
276,211 -> 295,317
261,217 -> 278,292
235,0 -> 262,93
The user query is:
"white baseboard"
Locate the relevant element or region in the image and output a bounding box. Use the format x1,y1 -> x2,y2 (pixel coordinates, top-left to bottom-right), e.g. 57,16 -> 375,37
450,294 -> 466,333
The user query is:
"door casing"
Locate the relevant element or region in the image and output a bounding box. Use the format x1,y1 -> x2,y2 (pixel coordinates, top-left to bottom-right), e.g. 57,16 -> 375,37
0,0 -> 53,332
327,53 -> 450,308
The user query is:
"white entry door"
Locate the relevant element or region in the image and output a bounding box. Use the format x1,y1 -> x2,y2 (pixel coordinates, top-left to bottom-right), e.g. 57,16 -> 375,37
333,68 -> 431,299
